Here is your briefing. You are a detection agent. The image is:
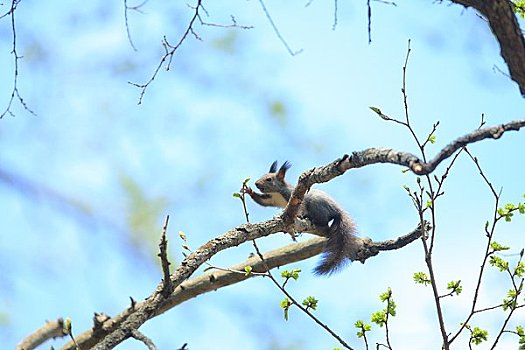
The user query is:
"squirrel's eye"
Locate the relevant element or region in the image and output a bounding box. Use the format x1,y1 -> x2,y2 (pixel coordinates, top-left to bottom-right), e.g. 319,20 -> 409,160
266,178 -> 271,182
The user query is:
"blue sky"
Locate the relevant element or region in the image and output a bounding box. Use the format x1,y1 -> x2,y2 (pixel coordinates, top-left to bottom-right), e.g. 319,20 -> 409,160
1,1 -> 525,349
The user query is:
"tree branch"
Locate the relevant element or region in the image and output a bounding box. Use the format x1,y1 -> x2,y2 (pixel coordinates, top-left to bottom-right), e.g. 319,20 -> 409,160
62,220 -> 426,350
130,330 -> 157,350
158,215 -> 173,296
450,0 -> 525,96
282,119 -> 525,225
16,318 -> 67,350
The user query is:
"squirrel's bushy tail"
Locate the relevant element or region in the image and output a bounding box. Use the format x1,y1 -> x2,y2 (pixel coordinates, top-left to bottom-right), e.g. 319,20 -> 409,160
313,214 -> 358,275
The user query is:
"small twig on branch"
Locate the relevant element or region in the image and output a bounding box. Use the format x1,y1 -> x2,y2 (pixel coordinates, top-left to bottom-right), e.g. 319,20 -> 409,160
351,119 -> 525,175
1,0 -> 36,118
333,0 -> 339,30
129,0 -> 251,104
16,318 -> 67,350
257,0 -> 303,56
130,330 -> 157,350
129,0 -> 203,104
123,0 -> 148,51
158,215 -> 173,295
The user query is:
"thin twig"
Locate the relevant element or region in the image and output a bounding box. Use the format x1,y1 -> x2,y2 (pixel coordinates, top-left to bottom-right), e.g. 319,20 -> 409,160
332,0 -> 338,30
123,0 -> 148,51
252,239 -> 354,350
448,148 -> 500,345
130,330 -> 157,350
257,0 -> 303,56
367,0 -> 372,44
1,0 -> 36,118
128,0 -> 203,104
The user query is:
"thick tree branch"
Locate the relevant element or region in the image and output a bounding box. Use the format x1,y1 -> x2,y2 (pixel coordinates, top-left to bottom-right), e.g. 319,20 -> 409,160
63,220 -> 426,350
282,119 -> 525,224
451,0 -> 525,96
17,318 -> 67,350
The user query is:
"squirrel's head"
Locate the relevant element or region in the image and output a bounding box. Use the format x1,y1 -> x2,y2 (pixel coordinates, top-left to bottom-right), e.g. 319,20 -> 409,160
255,160 -> 291,193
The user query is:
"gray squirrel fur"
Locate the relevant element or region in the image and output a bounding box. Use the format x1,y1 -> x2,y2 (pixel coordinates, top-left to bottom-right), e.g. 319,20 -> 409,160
244,160 -> 358,275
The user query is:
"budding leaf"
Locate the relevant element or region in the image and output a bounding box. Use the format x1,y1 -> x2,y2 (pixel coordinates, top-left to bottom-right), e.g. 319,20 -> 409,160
369,106 -> 390,120
280,298 -> 292,321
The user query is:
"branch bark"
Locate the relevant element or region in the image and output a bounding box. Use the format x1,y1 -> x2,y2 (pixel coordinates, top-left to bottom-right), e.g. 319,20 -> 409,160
451,0 -> 525,96
283,119 -> 525,224
16,318 -> 66,350
63,221 -> 426,350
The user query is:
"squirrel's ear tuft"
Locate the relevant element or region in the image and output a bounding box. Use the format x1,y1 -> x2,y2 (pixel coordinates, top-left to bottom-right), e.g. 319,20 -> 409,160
280,161 -> 292,172
269,161 -> 278,173
277,161 -> 291,180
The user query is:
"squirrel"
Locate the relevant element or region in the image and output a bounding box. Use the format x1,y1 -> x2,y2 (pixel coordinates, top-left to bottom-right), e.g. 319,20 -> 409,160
242,160 -> 359,275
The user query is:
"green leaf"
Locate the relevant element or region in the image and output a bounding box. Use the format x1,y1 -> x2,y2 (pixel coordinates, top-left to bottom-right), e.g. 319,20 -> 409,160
515,262 -> 525,277
302,296 -> 318,311
233,192 -> 241,198
244,266 -> 253,276
280,298 -> 292,321
503,288 -> 519,311
489,255 -> 509,272
387,300 -> 397,317
413,272 -> 431,286
179,231 -> 187,242
371,310 -> 387,327
447,280 -> 463,295
514,1 -> 525,18
379,287 -> 392,302
490,241 -> 510,252
243,178 -> 251,185
516,325 -> 524,337
505,203 -> 516,211
470,327 -> 488,345
355,320 -> 372,338
428,134 -> 436,144
281,269 -> 301,280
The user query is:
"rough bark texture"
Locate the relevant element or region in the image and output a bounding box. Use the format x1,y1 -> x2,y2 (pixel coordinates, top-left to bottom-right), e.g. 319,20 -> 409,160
452,0 -> 525,95
61,219 -> 426,350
